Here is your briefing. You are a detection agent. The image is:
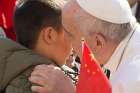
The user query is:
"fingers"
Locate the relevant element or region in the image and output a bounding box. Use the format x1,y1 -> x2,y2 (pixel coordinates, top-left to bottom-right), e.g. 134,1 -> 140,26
31,64 -> 61,78
31,86 -> 48,93
34,64 -> 50,70
29,75 -> 47,86
33,65 -> 61,74
31,69 -> 49,79
34,64 -> 60,71
29,64 -> 61,87
29,64 -> 68,93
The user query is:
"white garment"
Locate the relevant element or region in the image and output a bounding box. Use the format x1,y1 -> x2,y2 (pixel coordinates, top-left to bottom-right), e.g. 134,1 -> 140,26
105,23 -> 140,93
131,3 -> 138,16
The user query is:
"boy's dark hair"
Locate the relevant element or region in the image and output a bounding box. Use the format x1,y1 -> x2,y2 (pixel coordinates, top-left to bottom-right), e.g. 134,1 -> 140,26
14,0 -> 62,48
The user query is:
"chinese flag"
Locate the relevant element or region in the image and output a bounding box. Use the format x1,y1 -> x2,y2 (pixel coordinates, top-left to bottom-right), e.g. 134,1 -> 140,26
76,42 -> 112,93
0,0 -> 16,41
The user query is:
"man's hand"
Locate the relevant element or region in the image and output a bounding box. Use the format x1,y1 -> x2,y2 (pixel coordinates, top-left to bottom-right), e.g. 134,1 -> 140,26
29,65 -> 75,93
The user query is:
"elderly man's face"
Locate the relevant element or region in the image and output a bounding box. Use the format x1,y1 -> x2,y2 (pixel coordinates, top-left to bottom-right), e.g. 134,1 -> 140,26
62,14 -> 83,58
62,1 -> 87,59
62,16 -> 116,65
63,27 -> 83,58
62,1 -> 117,65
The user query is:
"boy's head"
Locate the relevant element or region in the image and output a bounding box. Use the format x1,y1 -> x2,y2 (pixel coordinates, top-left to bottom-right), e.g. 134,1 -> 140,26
14,0 -> 72,66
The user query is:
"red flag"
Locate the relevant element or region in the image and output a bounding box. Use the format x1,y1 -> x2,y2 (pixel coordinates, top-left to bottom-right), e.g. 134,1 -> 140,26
76,42 -> 112,93
0,0 -> 16,41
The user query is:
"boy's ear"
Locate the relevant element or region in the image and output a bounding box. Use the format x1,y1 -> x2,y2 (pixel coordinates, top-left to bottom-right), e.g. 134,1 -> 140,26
42,27 -> 58,45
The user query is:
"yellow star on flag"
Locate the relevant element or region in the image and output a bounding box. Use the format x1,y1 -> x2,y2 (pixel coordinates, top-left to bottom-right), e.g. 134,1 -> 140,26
89,53 -> 95,61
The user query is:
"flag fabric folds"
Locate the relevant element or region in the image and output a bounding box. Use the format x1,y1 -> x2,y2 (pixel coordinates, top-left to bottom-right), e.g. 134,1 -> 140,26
76,42 -> 112,93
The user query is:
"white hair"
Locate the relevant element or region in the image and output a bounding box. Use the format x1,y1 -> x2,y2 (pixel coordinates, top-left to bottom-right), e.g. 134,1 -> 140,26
64,0 -> 133,42
74,7 -> 132,42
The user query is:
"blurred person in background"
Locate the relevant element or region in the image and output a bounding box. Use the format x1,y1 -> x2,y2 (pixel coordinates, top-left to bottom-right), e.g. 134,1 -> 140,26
66,49 -> 80,73
128,0 -> 140,22
0,27 -> 6,38
0,0 -> 16,40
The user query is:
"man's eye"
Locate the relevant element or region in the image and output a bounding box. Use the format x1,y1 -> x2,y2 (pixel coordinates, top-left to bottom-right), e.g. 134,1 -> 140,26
66,31 -> 73,37
63,27 -> 73,38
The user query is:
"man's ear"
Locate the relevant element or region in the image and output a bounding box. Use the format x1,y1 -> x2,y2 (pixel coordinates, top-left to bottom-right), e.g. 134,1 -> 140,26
42,27 -> 57,45
94,33 -> 106,50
